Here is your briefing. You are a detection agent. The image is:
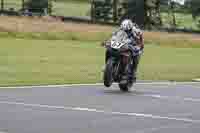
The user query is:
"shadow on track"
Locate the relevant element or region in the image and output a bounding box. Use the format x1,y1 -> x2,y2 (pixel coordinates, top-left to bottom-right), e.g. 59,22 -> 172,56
102,87 -> 160,97
102,89 -> 143,95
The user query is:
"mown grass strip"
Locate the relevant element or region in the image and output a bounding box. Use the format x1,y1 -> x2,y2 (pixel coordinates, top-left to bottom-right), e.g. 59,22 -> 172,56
0,37 -> 200,86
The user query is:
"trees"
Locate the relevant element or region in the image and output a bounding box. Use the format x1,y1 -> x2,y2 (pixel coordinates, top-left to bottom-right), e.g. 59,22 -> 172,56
24,0 -> 52,15
188,0 -> 200,28
119,0 -> 145,27
118,0 -> 145,27
187,0 -> 200,19
184,0 -> 200,28
144,0 -> 162,28
184,0 -> 199,19
91,0 -> 199,30
91,0 -> 145,27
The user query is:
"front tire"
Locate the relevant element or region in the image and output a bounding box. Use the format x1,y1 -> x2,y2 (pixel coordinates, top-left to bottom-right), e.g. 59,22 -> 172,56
103,59 -> 113,87
119,81 -> 133,92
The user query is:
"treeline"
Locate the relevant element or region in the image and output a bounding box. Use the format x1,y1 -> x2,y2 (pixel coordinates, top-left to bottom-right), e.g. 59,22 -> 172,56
145,0 -> 200,29
1,0 -> 200,30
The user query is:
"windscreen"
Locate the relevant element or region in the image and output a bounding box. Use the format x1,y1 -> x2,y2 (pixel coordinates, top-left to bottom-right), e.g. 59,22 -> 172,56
112,30 -> 128,43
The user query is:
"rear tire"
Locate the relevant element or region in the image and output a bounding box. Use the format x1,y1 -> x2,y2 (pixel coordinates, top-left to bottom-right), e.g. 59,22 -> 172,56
104,59 -> 113,87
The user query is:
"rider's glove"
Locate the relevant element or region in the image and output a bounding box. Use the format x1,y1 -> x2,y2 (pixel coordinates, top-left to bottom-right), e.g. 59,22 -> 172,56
133,46 -> 141,52
133,46 -> 143,56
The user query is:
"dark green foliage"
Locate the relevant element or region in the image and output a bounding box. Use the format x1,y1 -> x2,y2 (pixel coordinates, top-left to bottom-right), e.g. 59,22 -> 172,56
144,0 -> 162,28
24,0 -> 51,14
54,0 -> 89,2
159,0 -> 169,5
119,0 -> 137,22
189,0 -> 200,19
91,0 -> 113,22
91,0 -> 145,27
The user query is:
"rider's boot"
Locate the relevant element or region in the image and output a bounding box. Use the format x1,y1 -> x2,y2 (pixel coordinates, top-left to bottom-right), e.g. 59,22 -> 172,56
128,55 -> 140,83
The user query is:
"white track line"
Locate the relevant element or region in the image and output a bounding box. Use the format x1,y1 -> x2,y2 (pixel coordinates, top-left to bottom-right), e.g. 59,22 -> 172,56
0,101 -> 200,124
142,94 -> 200,103
0,83 -> 103,89
0,82 -> 199,89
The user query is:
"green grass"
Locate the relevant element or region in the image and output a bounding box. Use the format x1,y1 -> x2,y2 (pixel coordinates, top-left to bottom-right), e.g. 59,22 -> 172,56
0,31 -> 111,42
139,44 -> 200,81
0,38 -> 104,86
55,0 -> 89,3
3,0 -> 90,17
0,36 -> 200,86
3,0 -> 22,11
52,1 -> 90,17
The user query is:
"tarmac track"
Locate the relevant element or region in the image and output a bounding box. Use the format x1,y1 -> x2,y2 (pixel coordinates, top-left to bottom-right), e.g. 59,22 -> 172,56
0,82 -> 200,133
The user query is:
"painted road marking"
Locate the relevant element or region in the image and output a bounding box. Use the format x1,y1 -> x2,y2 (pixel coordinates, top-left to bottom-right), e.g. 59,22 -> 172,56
0,82 -> 199,89
0,101 -> 200,124
141,94 -> 200,102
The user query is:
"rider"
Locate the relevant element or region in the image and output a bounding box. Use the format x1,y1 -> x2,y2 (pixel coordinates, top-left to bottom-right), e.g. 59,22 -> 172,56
104,19 -> 144,83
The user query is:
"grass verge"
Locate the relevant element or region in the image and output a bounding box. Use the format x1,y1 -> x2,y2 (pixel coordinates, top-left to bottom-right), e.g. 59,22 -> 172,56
0,37 -> 200,86
0,16 -> 199,86
52,1 -> 90,17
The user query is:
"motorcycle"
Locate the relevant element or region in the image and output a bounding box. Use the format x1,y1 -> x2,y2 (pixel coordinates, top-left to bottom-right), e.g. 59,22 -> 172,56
103,30 -> 136,92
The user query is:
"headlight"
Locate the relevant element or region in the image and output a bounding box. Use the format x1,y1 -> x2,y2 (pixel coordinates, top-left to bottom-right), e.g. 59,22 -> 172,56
111,40 -> 117,48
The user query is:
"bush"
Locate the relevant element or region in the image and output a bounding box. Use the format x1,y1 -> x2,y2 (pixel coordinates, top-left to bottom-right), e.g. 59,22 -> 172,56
25,0 -> 50,14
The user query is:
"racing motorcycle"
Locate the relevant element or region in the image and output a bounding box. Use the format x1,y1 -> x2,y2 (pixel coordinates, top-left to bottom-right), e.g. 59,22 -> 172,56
103,30 -> 137,92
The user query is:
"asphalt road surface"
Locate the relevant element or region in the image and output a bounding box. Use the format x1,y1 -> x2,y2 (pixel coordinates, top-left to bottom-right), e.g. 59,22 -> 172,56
0,82 -> 200,133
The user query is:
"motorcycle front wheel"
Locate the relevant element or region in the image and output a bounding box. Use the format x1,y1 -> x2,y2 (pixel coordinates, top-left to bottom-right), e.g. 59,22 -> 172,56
119,81 -> 133,92
103,59 -> 113,87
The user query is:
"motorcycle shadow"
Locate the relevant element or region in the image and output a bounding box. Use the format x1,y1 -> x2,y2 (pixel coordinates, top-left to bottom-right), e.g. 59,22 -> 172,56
102,88 -> 161,97
103,89 -> 143,95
